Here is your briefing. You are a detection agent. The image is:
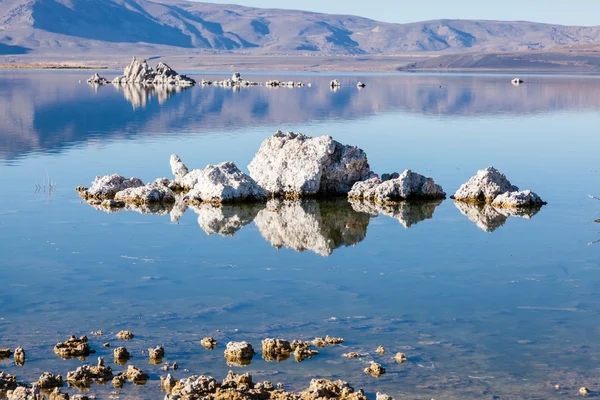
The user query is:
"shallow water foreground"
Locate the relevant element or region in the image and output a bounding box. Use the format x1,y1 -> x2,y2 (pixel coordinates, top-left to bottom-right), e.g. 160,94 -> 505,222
1,71 -> 600,399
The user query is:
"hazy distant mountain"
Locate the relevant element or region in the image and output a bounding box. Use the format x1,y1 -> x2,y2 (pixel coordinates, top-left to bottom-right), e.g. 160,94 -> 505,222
2,0 -> 600,56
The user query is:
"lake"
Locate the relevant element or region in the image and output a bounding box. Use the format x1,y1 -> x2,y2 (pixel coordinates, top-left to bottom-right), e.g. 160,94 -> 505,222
1,70 -> 600,399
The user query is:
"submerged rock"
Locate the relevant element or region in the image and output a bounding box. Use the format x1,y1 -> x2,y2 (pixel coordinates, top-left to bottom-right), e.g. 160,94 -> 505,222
349,198 -> 442,228
66,357 -> 113,386
348,170 -> 445,203
116,330 -> 134,340
54,335 -> 95,359
364,362 -> 386,377
201,337 -> 217,350
254,199 -> 370,256
114,179 -> 175,204
33,372 -> 63,389
224,342 -> 255,366
262,339 -> 292,362
79,174 -> 144,200
248,131 -> 372,197
185,162 -> 267,203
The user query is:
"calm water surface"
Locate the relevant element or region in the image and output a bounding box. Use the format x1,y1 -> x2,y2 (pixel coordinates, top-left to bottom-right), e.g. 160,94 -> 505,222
1,71 -> 600,399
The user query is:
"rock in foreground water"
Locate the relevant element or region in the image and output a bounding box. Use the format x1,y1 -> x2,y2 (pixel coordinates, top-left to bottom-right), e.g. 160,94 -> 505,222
34,372 -> 63,389
6,387 -> 43,400
248,131 -> 372,197
224,342 -> 255,366
262,339 -> 292,362
66,357 -> 113,386
0,371 -> 18,390
54,336 -> 95,359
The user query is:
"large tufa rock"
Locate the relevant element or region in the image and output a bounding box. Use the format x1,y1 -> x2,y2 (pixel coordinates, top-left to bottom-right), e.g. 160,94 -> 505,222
349,170 -> 445,203
248,131 -> 372,197
79,174 -> 144,200
185,162 -> 267,203
112,57 -> 195,86
114,178 -> 175,204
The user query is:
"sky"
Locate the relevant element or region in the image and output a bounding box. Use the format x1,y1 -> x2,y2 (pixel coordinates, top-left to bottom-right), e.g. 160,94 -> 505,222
195,0 -> 599,26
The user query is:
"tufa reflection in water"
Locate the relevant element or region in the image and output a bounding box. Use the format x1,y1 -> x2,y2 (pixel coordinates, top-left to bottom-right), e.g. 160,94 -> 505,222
83,195 -> 544,255
454,201 -> 542,232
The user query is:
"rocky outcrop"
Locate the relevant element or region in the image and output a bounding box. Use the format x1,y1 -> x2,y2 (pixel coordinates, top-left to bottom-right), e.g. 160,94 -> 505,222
170,154 -> 189,179
87,73 -> 108,85
54,335 -> 95,359
248,131 -> 372,197
262,339 -> 292,362
33,372 -> 63,389
189,203 -> 263,237
185,162 -> 267,203
78,174 -> 144,200
453,167 -> 545,208
112,57 -> 195,86
349,198 -> 442,228
66,357 -> 113,386
114,179 -> 175,204
348,170 -> 445,203
224,342 -> 255,367
254,199 -> 370,256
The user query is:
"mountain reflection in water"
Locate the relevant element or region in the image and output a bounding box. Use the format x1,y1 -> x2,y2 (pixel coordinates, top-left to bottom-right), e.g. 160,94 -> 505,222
2,71 -> 600,160
86,197 -> 543,255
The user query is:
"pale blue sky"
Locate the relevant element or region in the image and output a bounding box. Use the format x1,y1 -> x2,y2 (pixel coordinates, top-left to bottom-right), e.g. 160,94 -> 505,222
197,0 -> 599,26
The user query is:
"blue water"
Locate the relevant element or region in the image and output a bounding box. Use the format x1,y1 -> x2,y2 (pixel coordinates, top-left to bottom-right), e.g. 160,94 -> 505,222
1,70 -> 600,399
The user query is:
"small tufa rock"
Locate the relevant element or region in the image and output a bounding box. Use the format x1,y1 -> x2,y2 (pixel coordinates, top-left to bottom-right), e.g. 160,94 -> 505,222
300,378 -> 368,400
376,346 -> 385,355
48,387 -> 70,400
103,342 -> 110,348
112,365 -> 149,388
0,371 -> 18,390
291,340 -> 319,362
54,335 -> 95,359
170,154 -> 189,179
79,174 -> 144,200
394,352 -> 407,363
201,337 -> 217,350
34,372 -> 63,389
364,362 -> 386,377
113,347 -> 130,360
376,392 -> 393,400
14,346 -> 26,365
342,352 -> 362,359
116,330 -> 134,340
0,348 -> 13,359
357,82 -> 366,88
580,387 -> 590,396
161,373 -> 177,393
224,342 -> 255,366
349,170 -> 446,203
491,190 -> 546,208
262,338 -> 292,362
312,336 -> 343,348
114,179 -> 175,204
148,345 -> 165,360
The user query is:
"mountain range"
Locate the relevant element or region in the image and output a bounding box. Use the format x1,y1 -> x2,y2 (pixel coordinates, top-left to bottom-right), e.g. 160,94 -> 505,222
2,0 -> 600,57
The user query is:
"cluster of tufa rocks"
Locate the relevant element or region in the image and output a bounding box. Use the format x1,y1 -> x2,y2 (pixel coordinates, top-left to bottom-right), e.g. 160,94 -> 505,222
162,370 -> 378,400
201,73 -> 306,88
77,133 -> 545,220
53,336 -> 95,359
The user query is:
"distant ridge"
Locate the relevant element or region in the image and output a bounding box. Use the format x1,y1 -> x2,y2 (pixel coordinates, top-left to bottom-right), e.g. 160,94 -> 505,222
2,0 -> 600,56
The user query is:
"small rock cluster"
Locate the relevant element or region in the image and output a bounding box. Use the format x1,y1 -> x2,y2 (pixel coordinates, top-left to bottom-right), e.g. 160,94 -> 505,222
66,357 -> 113,387
54,336 -> 95,359
201,73 -> 306,88
201,337 -> 217,350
